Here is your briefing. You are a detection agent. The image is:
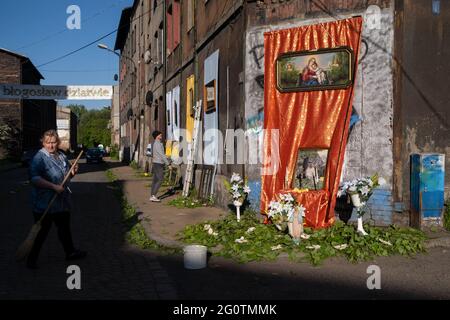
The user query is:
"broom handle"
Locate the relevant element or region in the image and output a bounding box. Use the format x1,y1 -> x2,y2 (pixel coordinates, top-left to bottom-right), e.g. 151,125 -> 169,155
38,150 -> 84,223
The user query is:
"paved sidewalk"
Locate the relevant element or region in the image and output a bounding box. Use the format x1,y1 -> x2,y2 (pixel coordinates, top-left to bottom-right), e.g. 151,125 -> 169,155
108,160 -> 450,250
109,161 -> 226,248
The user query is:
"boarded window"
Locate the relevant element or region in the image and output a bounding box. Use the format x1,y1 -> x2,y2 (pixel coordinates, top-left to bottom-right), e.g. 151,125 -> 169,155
187,0 -> 194,31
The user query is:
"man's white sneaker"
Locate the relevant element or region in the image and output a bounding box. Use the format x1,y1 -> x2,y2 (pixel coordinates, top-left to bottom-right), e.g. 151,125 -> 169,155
150,195 -> 161,202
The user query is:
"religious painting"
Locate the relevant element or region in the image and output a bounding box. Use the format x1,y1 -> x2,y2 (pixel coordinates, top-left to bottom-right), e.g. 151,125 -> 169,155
293,149 -> 329,190
276,47 -> 353,92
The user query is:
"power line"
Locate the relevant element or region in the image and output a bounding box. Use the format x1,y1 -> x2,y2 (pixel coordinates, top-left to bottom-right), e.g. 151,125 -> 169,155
35,3 -> 162,68
36,29 -> 118,67
15,0 -> 130,51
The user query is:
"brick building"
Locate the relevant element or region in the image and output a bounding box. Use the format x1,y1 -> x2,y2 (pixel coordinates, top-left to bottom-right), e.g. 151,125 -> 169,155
110,85 -> 120,149
56,106 -> 78,153
0,48 -> 56,159
113,0 -> 449,227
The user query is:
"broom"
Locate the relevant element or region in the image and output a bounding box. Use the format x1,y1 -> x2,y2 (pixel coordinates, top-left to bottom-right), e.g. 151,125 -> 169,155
15,150 -> 84,262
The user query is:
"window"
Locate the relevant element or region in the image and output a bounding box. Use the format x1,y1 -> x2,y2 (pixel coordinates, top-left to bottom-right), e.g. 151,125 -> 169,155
154,101 -> 158,121
166,1 -> 180,55
133,26 -> 136,55
148,0 -> 152,24
158,23 -> 164,64
140,1 -> 144,34
131,72 -> 136,98
166,4 -> 173,55
173,0 -> 180,48
166,109 -> 171,126
140,58 -> 145,87
174,100 -> 178,126
153,0 -> 157,13
153,31 -> 158,64
187,0 -> 194,31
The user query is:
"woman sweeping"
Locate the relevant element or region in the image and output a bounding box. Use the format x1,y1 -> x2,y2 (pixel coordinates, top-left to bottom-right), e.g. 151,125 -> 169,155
26,130 -> 86,269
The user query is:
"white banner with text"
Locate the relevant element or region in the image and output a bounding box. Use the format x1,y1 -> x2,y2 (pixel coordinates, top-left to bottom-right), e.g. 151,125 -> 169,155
0,84 -> 113,100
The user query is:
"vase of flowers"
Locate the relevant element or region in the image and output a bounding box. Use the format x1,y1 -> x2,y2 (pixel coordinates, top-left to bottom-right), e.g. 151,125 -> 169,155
268,193 -> 305,242
350,193 -> 362,207
224,173 -> 250,222
338,173 -> 385,235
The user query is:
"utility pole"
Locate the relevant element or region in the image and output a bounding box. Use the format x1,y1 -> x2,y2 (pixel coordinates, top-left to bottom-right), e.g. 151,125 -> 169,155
98,43 -> 136,164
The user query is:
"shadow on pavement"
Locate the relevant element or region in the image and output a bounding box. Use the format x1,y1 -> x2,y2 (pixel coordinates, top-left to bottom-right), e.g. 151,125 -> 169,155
1,163 -> 449,300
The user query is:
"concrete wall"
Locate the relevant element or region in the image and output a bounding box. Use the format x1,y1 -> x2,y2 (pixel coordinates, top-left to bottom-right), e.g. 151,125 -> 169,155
244,4 -> 396,225
397,0 -> 450,206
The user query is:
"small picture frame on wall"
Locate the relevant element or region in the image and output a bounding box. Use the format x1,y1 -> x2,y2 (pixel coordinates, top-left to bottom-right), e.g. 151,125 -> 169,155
276,47 -> 354,92
204,79 -> 216,113
293,149 -> 329,190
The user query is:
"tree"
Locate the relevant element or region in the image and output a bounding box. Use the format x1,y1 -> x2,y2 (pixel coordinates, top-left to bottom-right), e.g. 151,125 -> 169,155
67,104 -> 87,119
78,107 -> 111,147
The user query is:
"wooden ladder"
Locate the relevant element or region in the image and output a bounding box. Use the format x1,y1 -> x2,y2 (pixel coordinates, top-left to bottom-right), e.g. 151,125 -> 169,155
182,100 -> 202,197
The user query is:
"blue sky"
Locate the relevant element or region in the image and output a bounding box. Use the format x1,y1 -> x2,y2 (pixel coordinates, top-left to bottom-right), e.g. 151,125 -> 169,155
0,0 -> 133,109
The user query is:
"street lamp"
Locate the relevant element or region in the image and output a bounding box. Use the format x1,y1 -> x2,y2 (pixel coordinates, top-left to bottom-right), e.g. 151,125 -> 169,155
98,43 -> 136,163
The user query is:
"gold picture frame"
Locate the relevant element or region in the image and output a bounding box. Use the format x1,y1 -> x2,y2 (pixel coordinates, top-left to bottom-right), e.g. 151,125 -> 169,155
276,47 -> 354,92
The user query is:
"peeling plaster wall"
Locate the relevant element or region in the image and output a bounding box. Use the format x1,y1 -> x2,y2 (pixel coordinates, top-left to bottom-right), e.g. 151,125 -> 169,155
244,6 -> 395,225
400,0 -> 450,206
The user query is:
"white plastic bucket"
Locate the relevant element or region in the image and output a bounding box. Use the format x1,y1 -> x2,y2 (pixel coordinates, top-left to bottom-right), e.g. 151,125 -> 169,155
183,245 -> 207,269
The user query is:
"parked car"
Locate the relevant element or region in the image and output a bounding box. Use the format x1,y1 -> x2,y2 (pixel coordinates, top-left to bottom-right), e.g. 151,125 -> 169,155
21,147 -> 40,167
85,148 -> 103,164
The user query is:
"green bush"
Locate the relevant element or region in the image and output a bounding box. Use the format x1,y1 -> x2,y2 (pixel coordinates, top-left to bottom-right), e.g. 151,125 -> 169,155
444,199 -> 450,231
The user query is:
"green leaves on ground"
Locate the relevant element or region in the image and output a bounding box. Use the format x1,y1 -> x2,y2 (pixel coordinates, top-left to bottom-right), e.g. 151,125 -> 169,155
180,213 -> 427,266
168,194 -> 214,209
105,168 -> 180,255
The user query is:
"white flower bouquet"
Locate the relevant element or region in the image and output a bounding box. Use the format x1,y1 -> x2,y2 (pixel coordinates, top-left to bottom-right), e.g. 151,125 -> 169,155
267,193 -> 298,231
337,173 -> 385,235
224,173 -> 251,221
338,173 -> 385,210
224,172 -> 251,206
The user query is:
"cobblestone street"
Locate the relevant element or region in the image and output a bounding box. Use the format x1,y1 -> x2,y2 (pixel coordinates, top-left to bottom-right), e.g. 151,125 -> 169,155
0,161 -> 177,299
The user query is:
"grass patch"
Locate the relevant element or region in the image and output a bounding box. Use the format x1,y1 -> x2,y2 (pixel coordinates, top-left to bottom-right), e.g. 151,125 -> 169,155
130,160 -> 139,170
168,193 -> 214,209
180,212 -> 427,266
105,168 -> 180,254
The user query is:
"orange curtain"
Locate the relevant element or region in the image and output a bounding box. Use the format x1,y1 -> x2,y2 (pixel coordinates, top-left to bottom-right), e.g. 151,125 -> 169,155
261,17 -> 363,229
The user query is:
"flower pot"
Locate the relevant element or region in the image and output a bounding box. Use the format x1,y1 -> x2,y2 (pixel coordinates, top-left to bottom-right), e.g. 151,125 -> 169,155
350,193 -> 362,207
357,216 -> 368,236
233,200 -> 242,221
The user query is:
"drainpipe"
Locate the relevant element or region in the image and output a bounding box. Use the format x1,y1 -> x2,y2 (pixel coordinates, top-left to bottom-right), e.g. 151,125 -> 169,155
163,0 -> 167,140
